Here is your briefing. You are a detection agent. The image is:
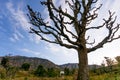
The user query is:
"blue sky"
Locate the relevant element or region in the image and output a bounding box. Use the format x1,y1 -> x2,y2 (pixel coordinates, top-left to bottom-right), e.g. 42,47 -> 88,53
0,0 -> 120,65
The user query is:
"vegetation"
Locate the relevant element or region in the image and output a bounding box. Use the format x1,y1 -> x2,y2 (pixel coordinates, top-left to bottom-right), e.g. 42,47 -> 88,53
34,65 -> 47,77
21,63 -> 30,71
64,67 -> 75,76
1,56 -> 9,69
0,56 -> 120,80
27,0 -> 120,79
0,56 -> 19,78
47,68 -> 59,77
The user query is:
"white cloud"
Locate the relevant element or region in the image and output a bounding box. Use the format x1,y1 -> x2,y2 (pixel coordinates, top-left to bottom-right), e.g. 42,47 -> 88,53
6,1 -> 31,31
10,30 -> 24,42
45,43 -> 78,64
13,33 -> 19,41
15,30 -> 24,38
20,48 -> 41,56
9,37 -> 16,42
6,0 -> 120,65
6,1 -> 42,43
29,34 -> 41,44
43,0 -> 120,65
34,35 -> 41,44
10,33 -> 20,42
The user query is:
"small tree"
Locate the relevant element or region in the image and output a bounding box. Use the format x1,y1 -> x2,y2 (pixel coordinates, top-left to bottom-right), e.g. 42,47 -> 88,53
115,56 -> 120,71
91,64 -> 97,74
1,56 -> 10,77
115,56 -> 120,64
1,57 -> 9,69
27,0 -> 120,79
0,56 -> 18,78
100,61 -> 106,73
21,63 -> 30,71
34,65 -> 46,77
47,68 -> 59,77
104,57 -> 114,72
64,67 -> 70,76
71,69 -> 76,75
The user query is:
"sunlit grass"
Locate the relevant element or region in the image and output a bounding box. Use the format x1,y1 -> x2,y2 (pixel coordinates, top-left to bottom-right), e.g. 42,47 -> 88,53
0,67 -> 120,80
0,76 -> 73,80
90,73 -> 120,80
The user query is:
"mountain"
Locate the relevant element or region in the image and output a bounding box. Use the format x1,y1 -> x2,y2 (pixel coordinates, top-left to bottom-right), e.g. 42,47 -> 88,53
0,56 -> 101,70
59,63 -> 101,70
60,63 -> 78,69
0,56 -> 59,69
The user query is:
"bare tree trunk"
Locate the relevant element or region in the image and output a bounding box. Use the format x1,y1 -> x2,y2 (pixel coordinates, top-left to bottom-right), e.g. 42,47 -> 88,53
77,47 -> 89,80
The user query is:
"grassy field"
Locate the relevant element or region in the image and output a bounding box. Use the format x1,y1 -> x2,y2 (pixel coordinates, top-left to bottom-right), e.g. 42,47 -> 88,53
0,72 -> 120,80
0,68 -> 120,80
90,73 -> 120,80
0,75 -> 120,80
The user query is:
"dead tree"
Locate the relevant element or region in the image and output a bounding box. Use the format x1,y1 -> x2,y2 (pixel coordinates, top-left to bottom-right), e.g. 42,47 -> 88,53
27,0 -> 120,80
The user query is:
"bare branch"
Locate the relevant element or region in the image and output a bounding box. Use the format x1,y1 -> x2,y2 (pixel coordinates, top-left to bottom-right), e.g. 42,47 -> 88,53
92,0 -> 98,3
30,28 -> 58,44
27,1 -> 78,50
48,0 -> 75,21
28,0 -> 120,53
86,39 -> 95,46
28,0 -> 120,79
86,23 -> 105,30
87,11 -> 120,53
86,4 -> 102,25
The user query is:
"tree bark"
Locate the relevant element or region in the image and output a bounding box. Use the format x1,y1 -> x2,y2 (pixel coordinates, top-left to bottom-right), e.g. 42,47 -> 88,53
77,47 -> 89,80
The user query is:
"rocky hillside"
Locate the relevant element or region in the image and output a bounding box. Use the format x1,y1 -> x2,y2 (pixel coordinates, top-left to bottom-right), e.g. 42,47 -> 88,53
60,63 -> 101,70
0,56 -> 100,70
0,56 -> 59,69
60,63 -> 78,69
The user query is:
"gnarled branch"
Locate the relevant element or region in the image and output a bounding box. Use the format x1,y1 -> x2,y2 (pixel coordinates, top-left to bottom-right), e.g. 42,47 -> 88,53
87,11 -> 120,53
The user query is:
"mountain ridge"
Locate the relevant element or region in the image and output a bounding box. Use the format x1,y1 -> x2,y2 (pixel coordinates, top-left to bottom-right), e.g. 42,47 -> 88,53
0,55 -> 100,70
0,55 -> 59,69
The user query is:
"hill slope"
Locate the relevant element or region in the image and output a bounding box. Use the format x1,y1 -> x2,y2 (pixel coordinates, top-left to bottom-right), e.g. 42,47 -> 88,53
0,56 -> 100,70
60,63 -> 101,70
0,56 -> 59,69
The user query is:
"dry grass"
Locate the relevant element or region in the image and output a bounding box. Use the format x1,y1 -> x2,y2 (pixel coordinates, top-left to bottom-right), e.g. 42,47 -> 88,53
90,73 -> 120,80
0,68 -> 120,80
0,76 -> 73,80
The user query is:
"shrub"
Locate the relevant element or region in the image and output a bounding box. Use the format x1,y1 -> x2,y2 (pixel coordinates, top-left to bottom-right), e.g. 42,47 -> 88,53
47,68 -> 59,77
21,63 -> 30,71
0,67 -> 6,79
34,65 -> 47,77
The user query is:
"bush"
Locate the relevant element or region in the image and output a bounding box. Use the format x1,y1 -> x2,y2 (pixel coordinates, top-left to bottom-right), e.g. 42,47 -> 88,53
21,63 -> 30,71
47,68 -> 59,77
34,65 -> 47,77
0,67 -> 6,79
1,57 -> 9,69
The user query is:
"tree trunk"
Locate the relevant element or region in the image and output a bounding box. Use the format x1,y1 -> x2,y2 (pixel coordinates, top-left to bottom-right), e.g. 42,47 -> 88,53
77,47 -> 89,80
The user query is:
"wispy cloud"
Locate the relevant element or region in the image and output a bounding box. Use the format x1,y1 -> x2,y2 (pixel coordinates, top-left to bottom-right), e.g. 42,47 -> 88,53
20,48 -> 41,56
6,1 -> 30,31
10,33 -> 19,42
15,30 -> 24,38
9,37 -> 16,42
10,30 -> 24,42
6,1 -> 42,43
29,34 -> 41,44
45,43 -> 78,64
